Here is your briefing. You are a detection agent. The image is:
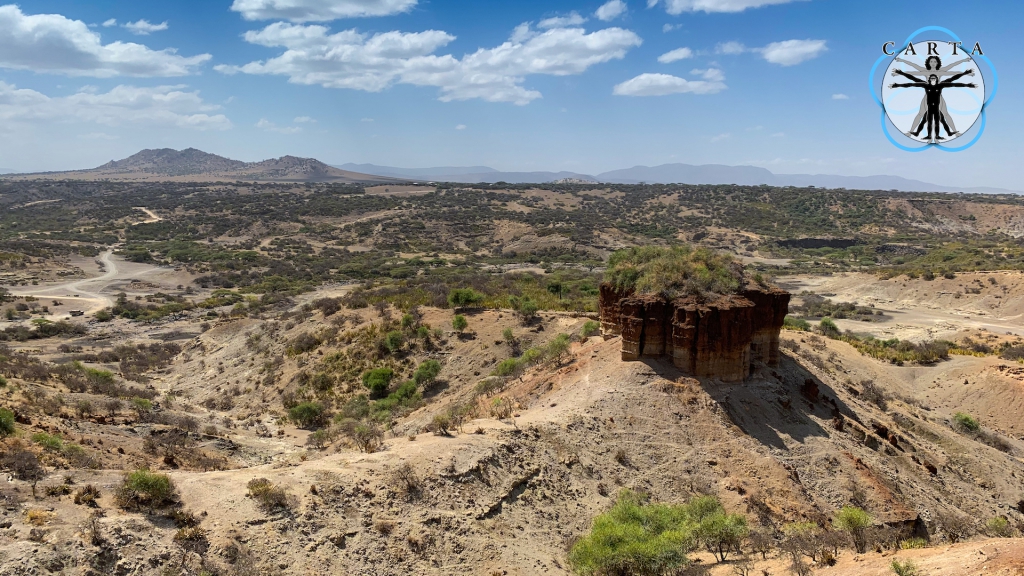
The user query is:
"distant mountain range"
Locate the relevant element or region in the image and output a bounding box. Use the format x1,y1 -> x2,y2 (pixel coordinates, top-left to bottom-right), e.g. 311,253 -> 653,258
4,149 -> 397,184
335,162 -> 1018,194
2,150 -> 1016,193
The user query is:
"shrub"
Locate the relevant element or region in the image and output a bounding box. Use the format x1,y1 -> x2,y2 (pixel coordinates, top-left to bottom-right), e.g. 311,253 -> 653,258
834,506 -> 872,553
3,449 -> 46,497
0,407 -> 14,436
447,288 -> 483,309
568,490 -> 697,575
580,320 -> 600,339
339,420 -> 383,453
413,359 -> 442,386
383,331 -> 404,353
817,317 -> 840,336
247,478 -> 290,512
899,537 -> 927,549
986,516 -> 1013,538
452,314 -> 468,334
73,484 -> 101,507
547,333 -> 572,365
606,245 -> 745,299
689,495 -> 749,563
432,413 -> 451,436
490,396 -> 513,420
953,412 -> 980,433
32,432 -> 65,452
116,469 -> 176,511
509,295 -> 539,323
362,368 -> 395,398
935,510 -> 975,543
288,402 -> 327,429
890,559 -> 918,576
131,397 -> 153,419
783,316 -> 811,331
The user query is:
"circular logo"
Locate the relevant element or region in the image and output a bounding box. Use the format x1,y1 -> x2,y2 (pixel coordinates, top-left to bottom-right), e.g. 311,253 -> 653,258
881,42 -> 985,144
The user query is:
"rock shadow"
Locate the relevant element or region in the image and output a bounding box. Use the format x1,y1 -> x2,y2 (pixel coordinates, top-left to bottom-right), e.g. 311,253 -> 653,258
644,354 -> 857,451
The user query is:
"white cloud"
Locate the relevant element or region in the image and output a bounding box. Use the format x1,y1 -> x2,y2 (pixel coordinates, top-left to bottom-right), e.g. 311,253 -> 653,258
759,39 -> 826,66
613,69 -> 726,96
0,81 -> 231,130
0,5 -> 210,77
831,93 -> 848,100
455,124 -> 466,130
715,41 -> 747,55
230,0 -> 417,22
219,21 -> 642,105
123,19 -> 169,35
256,118 -> 301,133
538,12 -> 586,29
360,117 -> 374,122
662,23 -> 681,32
657,47 -> 693,63
648,0 -> 806,14
102,18 -> 117,27
294,115 -> 316,122
595,0 -> 627,21
711,132 -> 731,142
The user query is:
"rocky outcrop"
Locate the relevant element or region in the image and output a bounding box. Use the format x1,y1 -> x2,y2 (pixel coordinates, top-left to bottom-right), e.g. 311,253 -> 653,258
599,282 -> 790,382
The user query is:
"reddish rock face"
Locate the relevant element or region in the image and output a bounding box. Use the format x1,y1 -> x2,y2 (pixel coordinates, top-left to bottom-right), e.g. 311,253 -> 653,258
600,281 -> 790,382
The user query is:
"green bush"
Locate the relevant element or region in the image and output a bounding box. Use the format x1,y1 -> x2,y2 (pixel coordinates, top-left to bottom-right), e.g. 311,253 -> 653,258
117,469 -> 176,511
383,330 -> 404,353
834,506 -> 872,553
0,407 -> 14,436
452,314 -> 468,334
899,537 -> 927,549
362,368 -> 395,398
413,360 -> 442,386
32,432 -> 65,452
0,375 -> 7,387
568,490 -> 696,575
783,316 -> 811,331
288,402 -> 327,429
606,245 -> 744,299
447,288 -> 483,309
953,411 -> 980,432
580,320 -> 601,339
817,317 -> 839,335
986,516 -> 1013,538
890,559 -> 918,576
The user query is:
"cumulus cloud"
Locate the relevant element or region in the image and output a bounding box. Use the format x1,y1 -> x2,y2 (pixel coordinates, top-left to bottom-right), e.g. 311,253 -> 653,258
831,93 -> 848,100
595,0 -> 627,21
538,12 -> 587,29
711,132 -> 731,142
218,20 -> 642,105
714,38 -> 827,66
256,118 -> 301,133
0,81 -> 231,130
123,19 -> 169,35
230,0 -> 418,22
760,39 -> 827,65
613,68 -> 726,96
657,47 -> 692,63
647,0 -> 806,14
102,18 -> 117,27
662,23 -> 681,32
0,5 -> 210,77
715,41 -> 747,55
294,115 -> 316,122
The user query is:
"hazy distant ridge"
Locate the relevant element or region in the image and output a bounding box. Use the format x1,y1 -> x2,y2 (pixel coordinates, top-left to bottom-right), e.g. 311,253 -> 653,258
337,161 -> 1019,194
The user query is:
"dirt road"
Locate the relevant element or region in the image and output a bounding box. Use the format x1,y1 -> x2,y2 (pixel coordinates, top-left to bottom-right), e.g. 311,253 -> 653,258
8,251 -> 161,316
133,207 -> 162,224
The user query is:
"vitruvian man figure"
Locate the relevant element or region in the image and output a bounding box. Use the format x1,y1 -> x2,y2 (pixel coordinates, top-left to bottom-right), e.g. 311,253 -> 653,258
890,67 -> 976,142
891,55 -> 972,136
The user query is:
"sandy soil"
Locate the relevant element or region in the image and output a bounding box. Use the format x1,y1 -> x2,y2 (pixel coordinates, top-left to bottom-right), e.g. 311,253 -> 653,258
780,271 -> 1024,339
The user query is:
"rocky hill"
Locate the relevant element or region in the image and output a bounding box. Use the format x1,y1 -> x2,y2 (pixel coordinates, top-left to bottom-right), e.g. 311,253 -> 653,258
600,281 -> 790,381
5,148 -> 401,184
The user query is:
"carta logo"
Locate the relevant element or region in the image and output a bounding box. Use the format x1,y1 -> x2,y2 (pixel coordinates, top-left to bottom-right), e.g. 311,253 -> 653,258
870,27 -> 997,152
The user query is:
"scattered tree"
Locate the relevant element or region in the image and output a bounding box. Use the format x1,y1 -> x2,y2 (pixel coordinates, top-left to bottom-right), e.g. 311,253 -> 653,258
452,314 -> 468,334
834,506 -> 872,553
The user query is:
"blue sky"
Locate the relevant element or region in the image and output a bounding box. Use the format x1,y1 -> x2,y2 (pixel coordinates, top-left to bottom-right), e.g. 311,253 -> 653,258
0,0 -> 1020,189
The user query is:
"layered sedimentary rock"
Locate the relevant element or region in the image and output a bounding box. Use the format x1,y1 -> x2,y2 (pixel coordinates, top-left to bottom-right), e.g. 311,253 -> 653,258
599,282 -> 790,382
